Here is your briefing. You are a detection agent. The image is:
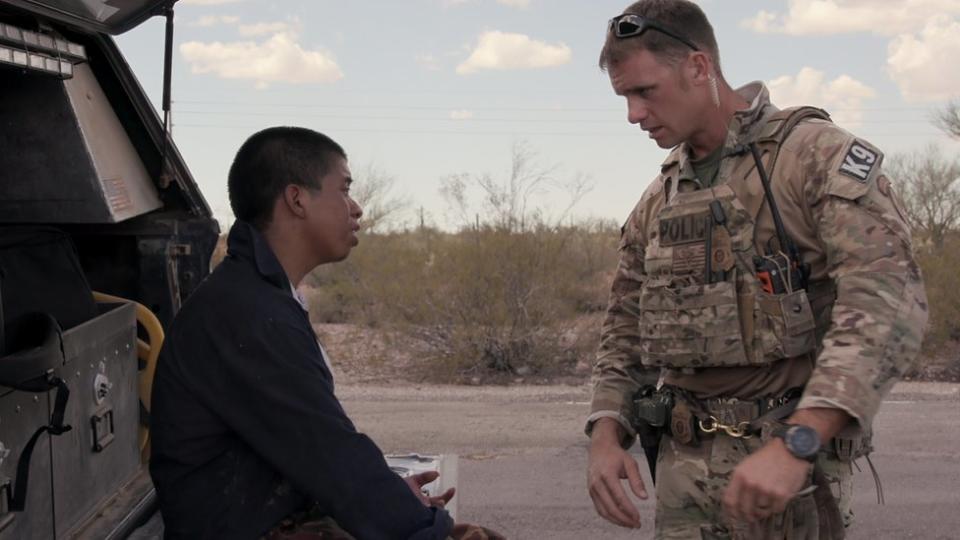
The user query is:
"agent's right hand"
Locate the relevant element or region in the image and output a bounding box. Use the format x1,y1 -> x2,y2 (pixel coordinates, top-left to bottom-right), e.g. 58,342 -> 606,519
586,417 -> 647,529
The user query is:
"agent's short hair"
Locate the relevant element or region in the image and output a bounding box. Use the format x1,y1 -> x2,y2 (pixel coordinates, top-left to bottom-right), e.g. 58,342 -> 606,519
228,127 -> 346,229
599,0 -> 721,74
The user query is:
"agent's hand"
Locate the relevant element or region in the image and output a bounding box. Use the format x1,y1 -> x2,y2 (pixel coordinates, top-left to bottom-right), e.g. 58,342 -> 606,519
722,438 -> 810,523
404,470 -> 455,508
587,418 -> 647,528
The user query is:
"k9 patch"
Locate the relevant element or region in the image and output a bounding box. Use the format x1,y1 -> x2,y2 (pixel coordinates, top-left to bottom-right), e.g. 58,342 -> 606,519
839,140 -> 879,183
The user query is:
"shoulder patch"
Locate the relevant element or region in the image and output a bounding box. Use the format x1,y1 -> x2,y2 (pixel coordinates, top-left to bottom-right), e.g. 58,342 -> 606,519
839,140 -> 879,183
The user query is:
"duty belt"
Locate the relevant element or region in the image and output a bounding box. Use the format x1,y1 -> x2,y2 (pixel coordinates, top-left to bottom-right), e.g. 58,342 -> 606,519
667,386 -> 803,444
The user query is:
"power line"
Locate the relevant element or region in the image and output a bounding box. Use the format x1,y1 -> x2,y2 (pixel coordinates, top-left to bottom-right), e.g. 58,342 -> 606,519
172,123 -> 945,138
173,99 -> 934,114
172,110 -> 938,125
174,110 -> 632,124
175,100 -> 618,113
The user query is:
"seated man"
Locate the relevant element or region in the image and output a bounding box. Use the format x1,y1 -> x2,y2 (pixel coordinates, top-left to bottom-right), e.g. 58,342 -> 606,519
150,127 -> 500,540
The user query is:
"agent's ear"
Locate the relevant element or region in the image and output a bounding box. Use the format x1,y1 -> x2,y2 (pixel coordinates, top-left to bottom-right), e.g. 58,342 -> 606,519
282,183 -> 309,219
684,51 -> 712,85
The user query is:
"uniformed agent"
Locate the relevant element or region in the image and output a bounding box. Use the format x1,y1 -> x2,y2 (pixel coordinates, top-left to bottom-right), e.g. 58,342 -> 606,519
584,1 -> 928,538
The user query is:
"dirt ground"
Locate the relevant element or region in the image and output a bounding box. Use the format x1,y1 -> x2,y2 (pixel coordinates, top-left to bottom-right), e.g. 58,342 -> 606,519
314,321 -> 599,385
337,382 -> 960,540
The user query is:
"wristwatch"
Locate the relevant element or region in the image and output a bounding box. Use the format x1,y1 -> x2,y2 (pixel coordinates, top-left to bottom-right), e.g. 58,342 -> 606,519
769,423 -> 820,462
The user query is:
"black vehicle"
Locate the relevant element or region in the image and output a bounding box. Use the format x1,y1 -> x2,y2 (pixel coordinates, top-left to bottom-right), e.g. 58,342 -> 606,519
0,1 -> 218,538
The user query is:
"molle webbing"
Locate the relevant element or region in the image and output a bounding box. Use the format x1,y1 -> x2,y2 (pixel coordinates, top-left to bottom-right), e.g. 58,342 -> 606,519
751,106 -> 832,182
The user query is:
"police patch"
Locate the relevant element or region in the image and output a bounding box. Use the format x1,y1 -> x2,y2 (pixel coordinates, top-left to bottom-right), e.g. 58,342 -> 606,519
659,212 -> 710,247
839,140 -> 878,183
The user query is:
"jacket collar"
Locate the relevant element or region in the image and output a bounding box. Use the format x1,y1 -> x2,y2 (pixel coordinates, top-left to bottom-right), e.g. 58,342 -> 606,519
665,81 -> 779,192
226,220 -> 292,293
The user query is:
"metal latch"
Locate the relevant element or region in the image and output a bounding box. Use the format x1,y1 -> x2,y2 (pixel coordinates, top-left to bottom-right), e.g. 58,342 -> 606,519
93,371 -> 113,405
168,243 -> 192,256
90,408 -> 115,452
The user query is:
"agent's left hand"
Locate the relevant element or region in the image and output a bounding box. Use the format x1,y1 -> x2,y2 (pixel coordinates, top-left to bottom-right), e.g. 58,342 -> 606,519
721,439 -> 811,523
404,470 -> 456,508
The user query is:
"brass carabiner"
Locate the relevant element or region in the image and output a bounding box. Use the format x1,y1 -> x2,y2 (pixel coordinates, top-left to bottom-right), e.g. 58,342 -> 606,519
721,421 -> 754,439
698,416 -> 719,433
699,417 -> 754,439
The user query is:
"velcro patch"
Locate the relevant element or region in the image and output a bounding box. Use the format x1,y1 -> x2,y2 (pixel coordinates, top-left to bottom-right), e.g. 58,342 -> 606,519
672,243 -> 707,275
838,140 -> 878,183
659,212 -> 710,247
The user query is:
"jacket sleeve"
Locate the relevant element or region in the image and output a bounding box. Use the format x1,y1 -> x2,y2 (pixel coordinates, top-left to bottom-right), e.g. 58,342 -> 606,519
183,316 -> 452,540
796,132 -> 928,433
586,201 -> 662,447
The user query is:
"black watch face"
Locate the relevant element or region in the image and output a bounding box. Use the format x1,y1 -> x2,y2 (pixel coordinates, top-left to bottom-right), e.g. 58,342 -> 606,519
786,426 -> 820,458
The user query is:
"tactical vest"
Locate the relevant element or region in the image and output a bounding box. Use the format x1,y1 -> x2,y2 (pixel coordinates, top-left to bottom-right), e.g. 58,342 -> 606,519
637,107 -> 837,369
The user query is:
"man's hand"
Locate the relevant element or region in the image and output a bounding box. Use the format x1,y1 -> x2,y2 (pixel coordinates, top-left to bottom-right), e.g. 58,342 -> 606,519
722,438 -> 809,523
723,407 -> 850,523
587,418 -> 648,529
403,471 -> 455,508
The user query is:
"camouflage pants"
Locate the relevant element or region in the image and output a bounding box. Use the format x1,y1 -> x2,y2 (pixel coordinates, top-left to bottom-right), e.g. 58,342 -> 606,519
261,506 -> 506,540
261,507 -> 355,540
654,434 -> 853,540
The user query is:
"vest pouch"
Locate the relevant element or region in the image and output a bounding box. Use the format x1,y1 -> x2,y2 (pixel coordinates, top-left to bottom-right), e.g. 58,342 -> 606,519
756,289 -> 817,359
638,276 -> 749,368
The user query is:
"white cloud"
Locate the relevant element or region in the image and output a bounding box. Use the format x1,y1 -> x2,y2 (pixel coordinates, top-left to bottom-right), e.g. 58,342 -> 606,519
189,15 -> 239,27
741,0 -> 960,36
180,33 -> 343,89
238,20 -> 299,37
767,67 -> 876,127
456,31 -> 571,75
450,110 -> 475,120
181,0 -> 243,5
887,15 -> 960,102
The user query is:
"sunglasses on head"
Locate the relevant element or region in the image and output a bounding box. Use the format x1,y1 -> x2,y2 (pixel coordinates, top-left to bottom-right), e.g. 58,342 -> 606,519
608,14 -> 700,52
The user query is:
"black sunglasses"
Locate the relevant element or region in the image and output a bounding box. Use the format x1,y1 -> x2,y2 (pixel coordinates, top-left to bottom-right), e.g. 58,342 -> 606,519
608,14 -> 700,52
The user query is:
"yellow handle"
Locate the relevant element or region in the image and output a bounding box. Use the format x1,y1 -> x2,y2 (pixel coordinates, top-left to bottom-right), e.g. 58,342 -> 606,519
93,291 -> 164,463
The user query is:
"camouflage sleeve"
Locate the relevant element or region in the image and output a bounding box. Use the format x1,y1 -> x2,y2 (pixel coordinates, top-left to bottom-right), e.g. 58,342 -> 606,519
586,201 -> 661,447
796,132 -> 928,433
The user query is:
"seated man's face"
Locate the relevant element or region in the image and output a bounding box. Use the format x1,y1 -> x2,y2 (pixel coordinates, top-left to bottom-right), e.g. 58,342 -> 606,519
302,156 -> 363,263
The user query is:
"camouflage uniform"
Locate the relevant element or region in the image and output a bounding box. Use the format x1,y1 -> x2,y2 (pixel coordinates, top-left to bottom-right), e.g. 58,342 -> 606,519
587,83 -> 928,539
262,506 -> 506,540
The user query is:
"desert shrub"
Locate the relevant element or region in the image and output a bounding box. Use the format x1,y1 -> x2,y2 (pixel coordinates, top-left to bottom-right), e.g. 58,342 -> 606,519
306,221 -> 618,381
911,233 -> 960,380
304,144 -> 624,380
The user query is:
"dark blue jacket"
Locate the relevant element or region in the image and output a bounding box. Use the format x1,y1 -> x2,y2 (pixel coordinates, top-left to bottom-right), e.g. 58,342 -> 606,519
150,221 -> 452,539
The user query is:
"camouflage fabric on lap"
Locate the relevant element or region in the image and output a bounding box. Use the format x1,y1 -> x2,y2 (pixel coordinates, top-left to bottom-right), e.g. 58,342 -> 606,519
261,506 -> 355,540
260,506 -> 507,540
450,523 -> 509,540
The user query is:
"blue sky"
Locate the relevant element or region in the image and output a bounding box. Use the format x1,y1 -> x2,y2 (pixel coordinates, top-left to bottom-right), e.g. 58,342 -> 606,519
116,0 -> 960,229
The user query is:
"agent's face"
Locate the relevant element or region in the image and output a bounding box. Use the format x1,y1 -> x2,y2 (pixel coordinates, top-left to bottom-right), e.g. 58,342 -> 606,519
608,48 -> 701,149
302,156 -> 363,264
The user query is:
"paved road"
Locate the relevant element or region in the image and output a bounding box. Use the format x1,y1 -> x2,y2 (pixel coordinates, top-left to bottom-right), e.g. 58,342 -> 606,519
338,383 -> 960,540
